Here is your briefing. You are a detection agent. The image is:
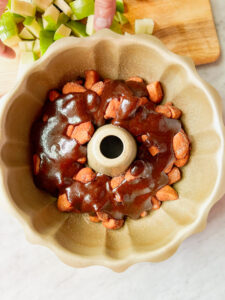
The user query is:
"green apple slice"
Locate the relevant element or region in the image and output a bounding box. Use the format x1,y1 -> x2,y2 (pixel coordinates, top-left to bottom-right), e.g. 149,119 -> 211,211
23,17 -> 41,38
116,0 -> 124,13
13,13 -> 24,24
114,13 -> 119,22
0,12 -> 17,37
110,19 -> 122,34
32,0 -> 53,12
0,12 -> 21,46
135,18 -> 154,35
3,35 -> 21,47
54,24 -> 71,40
33,39 -> 41,59
37,17 -> 44,29
19,27 -> 34,39
70,0 -> 94,20
54,0 -> 72,17
19,51 -> 35,76
7,0 -> 12,10
58,12 -> 70,26
86,14 -> 95,36
67,20 -> 87,37
19,40 -> 34,51
114,12 -> 128,25
11,0 -> 36,17
40,30 -> 54,55
43,4 -> 60,31
71,14 -> 78,20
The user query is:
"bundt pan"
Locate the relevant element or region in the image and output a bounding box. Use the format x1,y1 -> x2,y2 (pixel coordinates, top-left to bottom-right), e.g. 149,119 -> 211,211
0,30 -> 225,272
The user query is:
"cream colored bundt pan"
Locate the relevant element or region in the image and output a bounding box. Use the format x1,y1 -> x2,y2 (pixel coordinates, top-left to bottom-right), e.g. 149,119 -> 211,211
0,30 -> 225,272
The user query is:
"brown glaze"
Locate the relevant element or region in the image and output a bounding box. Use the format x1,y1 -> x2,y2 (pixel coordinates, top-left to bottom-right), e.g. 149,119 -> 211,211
31,80 -> 181,220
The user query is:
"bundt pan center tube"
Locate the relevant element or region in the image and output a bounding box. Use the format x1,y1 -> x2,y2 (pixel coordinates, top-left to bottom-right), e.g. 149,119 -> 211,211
88,124 -> 137,177
0,30 -> 225,272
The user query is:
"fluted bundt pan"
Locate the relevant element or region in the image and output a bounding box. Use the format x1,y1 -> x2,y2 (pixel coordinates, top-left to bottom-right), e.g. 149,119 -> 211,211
0,30 -> 225,272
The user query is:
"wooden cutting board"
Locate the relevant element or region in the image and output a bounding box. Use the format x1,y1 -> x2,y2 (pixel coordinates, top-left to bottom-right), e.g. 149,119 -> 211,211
123,0 -> 220,65
0,0 -> 220,96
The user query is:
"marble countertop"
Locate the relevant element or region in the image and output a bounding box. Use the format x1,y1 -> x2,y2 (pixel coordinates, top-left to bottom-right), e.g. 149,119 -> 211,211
0,1 -> 225,299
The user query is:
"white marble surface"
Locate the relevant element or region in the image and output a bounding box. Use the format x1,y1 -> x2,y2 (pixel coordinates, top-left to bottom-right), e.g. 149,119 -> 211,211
0,1 -> 225,299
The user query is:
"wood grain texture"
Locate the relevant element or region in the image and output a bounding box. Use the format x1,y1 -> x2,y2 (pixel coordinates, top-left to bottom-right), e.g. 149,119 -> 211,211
0,0 -> 220,96
123,0 -> 220,65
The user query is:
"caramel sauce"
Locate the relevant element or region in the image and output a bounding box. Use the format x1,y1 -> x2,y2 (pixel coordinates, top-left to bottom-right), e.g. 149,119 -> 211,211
31,80 -> 181,219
